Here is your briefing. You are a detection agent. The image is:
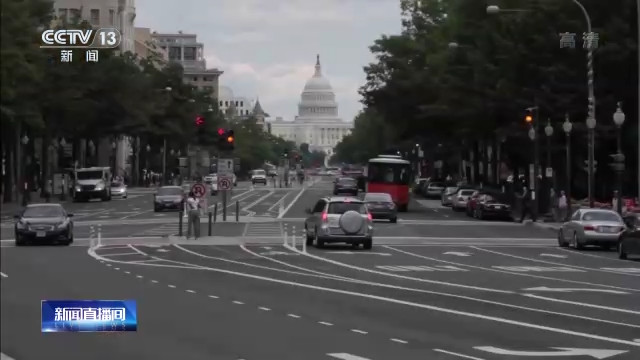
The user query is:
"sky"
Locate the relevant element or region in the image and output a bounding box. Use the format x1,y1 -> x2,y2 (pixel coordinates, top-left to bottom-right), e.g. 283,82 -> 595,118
135,0 -> 403,123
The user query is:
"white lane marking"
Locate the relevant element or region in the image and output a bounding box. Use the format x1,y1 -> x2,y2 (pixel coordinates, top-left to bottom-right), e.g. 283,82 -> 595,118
240,245 -> 640,328
1,352 -> 18,360
208,295 -> 219,299
98,252 -> 140,257
151,280 -> 158,283
136,275 -> 143,279
287,314 -> 301,318
557,247 -> 632,262
114,268 -> 120,270
391,338 -> 408,344
128,244 -> 151,256
443,251 -> 472,256
267,194 -> 287,212
185,290 -> 196,293
258,307 -> 271,311
167,284 -> 176,288
474,346 -> 628,358
350,329 -> 368,334
0,272 -> 7,278
285,244 -> 513,294
522,294 -> 640,315
540,253 -> 567,258
318,321 -> 333,326
523,287 -> 628,294
208,189 -> 255,210
88,248 -> 640,347
327,354 -> 371,360
73,208 -> 113,219
384,246 -> 640,292
471,246 -> 640,277
634,339 -> 640,342
241,190 -> 275,212
232,301 -> 244,305
433,349 -> 485,360
277,186 -> 308,219
123,271 -> 130,274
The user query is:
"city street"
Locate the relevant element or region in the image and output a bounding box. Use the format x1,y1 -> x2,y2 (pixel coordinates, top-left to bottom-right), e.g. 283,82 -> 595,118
1,178 -> 639,359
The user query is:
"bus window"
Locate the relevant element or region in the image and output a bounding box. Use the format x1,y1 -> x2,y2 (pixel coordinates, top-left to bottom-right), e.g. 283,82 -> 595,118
367,162 -> 411,184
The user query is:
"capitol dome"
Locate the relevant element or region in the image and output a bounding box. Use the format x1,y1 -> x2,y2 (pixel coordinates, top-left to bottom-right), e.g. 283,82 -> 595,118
219,85 -> 234,100
297,55 -> 339,120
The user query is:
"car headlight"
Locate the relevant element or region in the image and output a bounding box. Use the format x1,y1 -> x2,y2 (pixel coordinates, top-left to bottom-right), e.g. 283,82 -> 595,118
16,221 -> 27,229
95,184 -> 104,190
57,221 -> 69,229
75,186 -> 82,191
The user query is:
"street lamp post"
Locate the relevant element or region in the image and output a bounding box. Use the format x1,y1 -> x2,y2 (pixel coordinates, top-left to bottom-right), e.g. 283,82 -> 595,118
160,143 -> 166,186
21,135 -> 30,206
544,118 -> 554,184
612,102 -> 626,214
111,141 -> 117,177
562,115 -> 573,218
528,125 -> 538,220
59,138 -> 67,201
487,0 -> 596,206
145,144 -> 151,187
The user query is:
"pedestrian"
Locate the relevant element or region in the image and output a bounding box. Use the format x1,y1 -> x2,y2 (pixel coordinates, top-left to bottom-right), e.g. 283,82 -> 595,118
186,191 -> 201,239
558,190 -> 568,221
518,186 -> 533,223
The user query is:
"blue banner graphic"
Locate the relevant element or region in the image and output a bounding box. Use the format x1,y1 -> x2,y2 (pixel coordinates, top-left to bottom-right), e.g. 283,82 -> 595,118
41,300 -> 137,332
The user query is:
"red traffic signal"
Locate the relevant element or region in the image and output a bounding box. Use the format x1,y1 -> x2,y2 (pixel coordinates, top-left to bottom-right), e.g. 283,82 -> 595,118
195,116 -> 204,126
217,128 -> 225,135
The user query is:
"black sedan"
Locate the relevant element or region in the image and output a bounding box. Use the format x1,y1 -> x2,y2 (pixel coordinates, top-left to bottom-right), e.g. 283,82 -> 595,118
618,213 -> 640,260
153,186 -> 185,212
333,177 -> 359,196
473,194 -> 512,220
364,192 -> 398,223
14,203 -> 74,246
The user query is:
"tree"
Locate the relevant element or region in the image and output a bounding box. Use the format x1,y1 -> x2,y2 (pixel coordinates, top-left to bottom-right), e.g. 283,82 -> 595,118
355,0 -> 638,197
298,143 -> 326,168
331,109 -> 389,164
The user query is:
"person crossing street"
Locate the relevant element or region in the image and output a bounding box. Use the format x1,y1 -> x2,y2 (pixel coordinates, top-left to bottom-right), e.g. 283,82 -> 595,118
186,191 -> 201,239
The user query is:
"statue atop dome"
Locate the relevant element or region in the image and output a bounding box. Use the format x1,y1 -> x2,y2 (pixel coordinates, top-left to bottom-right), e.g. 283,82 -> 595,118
314,54 -> 322,77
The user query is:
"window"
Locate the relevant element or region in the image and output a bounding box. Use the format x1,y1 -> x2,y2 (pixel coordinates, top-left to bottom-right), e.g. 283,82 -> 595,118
364,193 -> 392,202
192,76 -> 198,81
219,101 -> 223,106
581,211 -> 621,222
183,46 -> 196,60
328,201 -> 367,215
57,8 -> 68,21
240,101 -> 244,107
90,9 -> 100,25
224,101 -> 229,107
108,9 -> 115,25
312,200 -> 326,213
235,101 -> 238,106
157,187 -> 184,196
168,46 -> 181,60
203,76 -> 211,82
23,205 -> 65,218
367,162 -> 411,184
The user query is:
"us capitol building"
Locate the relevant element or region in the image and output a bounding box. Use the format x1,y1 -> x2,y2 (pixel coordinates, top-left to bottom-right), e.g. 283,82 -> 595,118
268,55 -> 353,159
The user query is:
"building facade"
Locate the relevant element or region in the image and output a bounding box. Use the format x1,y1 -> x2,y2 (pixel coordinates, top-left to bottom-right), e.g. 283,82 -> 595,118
134,27 -> 168,65
151,31 -> 223,98
218,86 -> 252,118
268,55 -> 352,160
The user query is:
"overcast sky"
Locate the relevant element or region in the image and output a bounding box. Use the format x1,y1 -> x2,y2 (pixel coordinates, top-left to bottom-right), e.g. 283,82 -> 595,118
135,0 -> 402,122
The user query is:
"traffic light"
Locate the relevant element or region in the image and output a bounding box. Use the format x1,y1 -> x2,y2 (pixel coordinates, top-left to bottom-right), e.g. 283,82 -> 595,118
216,128 -> 235,152
524,110 -> 533,123
196,116 -> 205,144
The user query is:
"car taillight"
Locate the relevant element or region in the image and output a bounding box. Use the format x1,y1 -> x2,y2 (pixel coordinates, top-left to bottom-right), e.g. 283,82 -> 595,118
367,213 -> 372,221
584,225 -> 595,231
321,212 -> 328,222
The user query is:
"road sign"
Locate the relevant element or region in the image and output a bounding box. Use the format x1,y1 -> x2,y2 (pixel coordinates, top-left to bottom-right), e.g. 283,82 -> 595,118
218,176 -> 232,190
218,158 -> 234,175
191,183 -> 206,198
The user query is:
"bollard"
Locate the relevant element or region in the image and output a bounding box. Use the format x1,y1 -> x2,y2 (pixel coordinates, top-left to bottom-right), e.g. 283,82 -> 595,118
283,224 -> 288,246
208,212 -> 213,236
97,224 -> 102,247
291,226 -> 296,249
178,211 -> 184,237
236,201 -> 240,222
213,203 -> 218,223
89,225 -> 95,248
301,229 -> 307,253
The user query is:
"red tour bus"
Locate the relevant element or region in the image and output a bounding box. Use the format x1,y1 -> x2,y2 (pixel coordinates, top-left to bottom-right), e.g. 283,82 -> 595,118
365,155 -> 411,212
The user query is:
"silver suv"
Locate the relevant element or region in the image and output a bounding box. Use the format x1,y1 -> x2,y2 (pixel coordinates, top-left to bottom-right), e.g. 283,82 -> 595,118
304,197 -> 374,249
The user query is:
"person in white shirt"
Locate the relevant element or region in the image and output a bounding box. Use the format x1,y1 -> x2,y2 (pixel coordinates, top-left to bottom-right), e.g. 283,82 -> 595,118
186,191 -> 201,239
558,190 -> 568,221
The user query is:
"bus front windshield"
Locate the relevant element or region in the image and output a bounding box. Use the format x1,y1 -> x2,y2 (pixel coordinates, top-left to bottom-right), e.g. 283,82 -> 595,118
367,162 -> 410,184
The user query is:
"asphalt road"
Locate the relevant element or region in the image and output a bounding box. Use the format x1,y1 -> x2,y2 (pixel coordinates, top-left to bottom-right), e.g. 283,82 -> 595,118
2,240 -> 639,359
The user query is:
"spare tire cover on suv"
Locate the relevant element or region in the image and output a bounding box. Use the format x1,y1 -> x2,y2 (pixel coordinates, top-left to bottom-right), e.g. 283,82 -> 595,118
339,210 -> 364,235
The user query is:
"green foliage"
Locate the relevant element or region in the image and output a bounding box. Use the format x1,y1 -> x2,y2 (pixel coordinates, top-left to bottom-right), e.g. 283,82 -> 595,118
342,0 -> 638,172
298,142 -> 326,168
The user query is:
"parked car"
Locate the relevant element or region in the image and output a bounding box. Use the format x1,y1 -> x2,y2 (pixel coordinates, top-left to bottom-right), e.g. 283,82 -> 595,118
472,194 -> 512,220
441,186 -> 459,206
466,190 -> 487,217
413,178 -> 429,195
618,213 -> 640,259
451,188 -> 476,211
423,182 -> 445,199
557,209 -> 625,250
304,196 -> 374,249
364,192 -> 398,223
14,203 -> 74,246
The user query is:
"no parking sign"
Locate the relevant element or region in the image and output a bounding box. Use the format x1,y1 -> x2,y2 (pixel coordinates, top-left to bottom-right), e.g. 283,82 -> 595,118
191,183 -> 206,198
